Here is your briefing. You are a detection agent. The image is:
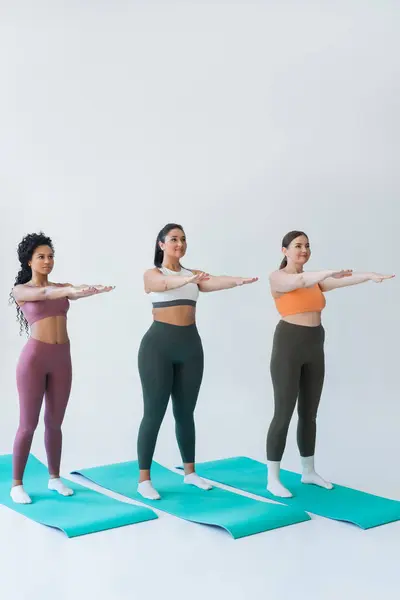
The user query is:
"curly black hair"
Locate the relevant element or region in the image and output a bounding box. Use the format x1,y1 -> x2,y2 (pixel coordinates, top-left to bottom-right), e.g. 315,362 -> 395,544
9,232 -> 54,335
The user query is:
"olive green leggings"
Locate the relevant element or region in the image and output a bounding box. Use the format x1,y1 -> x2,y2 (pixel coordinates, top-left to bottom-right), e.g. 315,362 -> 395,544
137,321 -> 204,470
266,320 -> 325,461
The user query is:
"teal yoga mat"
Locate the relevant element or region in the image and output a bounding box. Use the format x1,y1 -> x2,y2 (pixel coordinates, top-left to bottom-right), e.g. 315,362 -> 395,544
71,460 -> 310,538
0,454 -> 157,537
186,456 -> 400,529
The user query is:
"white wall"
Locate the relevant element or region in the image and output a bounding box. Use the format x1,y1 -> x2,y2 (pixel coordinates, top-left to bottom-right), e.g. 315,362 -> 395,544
1,1 -> 398,496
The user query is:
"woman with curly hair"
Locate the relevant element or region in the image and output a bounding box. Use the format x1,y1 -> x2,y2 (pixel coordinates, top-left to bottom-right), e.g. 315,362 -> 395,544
136,223 -> 258,500
9,232 -> 114,504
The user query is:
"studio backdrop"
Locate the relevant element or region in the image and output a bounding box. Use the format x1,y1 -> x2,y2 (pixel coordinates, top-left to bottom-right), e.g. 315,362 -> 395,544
0,1 -> 398,496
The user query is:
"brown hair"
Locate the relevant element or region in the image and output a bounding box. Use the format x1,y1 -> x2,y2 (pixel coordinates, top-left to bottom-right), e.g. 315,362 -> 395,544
154,223 -> 185,267
279,230 -> 308,269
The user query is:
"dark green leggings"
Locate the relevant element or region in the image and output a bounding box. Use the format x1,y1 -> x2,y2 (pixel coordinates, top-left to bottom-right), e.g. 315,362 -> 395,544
266,320 -> 325,461
137,321 -> 204,470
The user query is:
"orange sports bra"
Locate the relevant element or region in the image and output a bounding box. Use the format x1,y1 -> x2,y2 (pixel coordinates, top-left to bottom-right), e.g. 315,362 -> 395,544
274,284 -> 326,317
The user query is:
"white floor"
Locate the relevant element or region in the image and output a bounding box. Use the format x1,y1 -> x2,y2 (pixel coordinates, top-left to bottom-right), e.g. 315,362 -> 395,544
1,468 -> 399,600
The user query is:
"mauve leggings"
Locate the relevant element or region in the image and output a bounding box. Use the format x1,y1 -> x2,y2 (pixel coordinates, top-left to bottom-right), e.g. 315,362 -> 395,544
12,338 -> 72,481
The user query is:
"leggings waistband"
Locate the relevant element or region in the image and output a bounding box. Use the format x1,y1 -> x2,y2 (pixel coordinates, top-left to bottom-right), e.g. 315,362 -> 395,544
151,320 -> 198,330
23,337 -> 71,357
275,320 -> 324,337
149,320 -> 199,339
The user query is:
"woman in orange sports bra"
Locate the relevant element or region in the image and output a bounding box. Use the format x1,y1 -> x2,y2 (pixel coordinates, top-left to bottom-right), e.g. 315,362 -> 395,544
266,230 -> 394,498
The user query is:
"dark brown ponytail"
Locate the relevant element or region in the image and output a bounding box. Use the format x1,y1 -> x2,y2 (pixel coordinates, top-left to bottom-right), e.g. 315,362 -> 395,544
279,256 -> 288,269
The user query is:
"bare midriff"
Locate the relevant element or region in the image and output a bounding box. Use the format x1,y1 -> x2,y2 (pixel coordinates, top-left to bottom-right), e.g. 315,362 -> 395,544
281,311 -> 322,327
152,305 -> 196,326
23,312 -> 69,344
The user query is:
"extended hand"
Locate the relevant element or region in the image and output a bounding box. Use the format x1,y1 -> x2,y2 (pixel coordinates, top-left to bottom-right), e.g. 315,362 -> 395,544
68,286 -> 100,299
91,285 -> 115,293
236,277 -> 259,286
188,272 -> 211,284
68,285 -> 115,299
331,270 -> 353,279
370,273 -> 395,283
74,284 -> 115,291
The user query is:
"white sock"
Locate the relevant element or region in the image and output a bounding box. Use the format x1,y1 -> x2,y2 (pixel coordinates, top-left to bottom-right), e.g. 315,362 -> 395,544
10,485 -> 32,504
48,478 -> 74,496
183,472 -> 212,490
266,461 -> 293,498
137,480 -> 161,500
300,456 -> 333,490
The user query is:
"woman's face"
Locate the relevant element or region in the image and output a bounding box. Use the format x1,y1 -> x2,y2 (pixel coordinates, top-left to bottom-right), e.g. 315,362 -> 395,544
160,228 -> 187,260
284,235 -> 310,266
29,245 -> 54,276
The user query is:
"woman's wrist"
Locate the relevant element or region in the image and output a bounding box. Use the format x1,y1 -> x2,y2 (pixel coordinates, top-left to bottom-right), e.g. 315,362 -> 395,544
324,270 -> 336,280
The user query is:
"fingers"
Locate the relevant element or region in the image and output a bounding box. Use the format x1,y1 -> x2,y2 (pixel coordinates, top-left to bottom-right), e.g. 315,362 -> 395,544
192,272 -> 210,282
71,284 -> 116,298
372,273 -> 395,283
333,269 -> 353,278
92,285 -> 115,292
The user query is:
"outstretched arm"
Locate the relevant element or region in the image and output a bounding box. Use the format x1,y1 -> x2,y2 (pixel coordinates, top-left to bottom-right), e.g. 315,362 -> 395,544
53,282 -> 115,300
13,284 -> 74,303
143,268 -> 210,293
269,269 -> 353,294
320,272 -> 395,292
192,271 -> 258,292
69,285 -> 115,300
13,283 -> 115,303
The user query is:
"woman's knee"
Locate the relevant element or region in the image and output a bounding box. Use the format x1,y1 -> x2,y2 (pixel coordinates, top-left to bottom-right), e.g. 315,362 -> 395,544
16,421 -> 38,439
139,411 -> 165,436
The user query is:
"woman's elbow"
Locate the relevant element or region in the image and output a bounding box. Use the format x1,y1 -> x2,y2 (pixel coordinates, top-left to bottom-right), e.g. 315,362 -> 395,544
11,288 -> 20,303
